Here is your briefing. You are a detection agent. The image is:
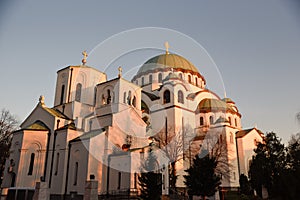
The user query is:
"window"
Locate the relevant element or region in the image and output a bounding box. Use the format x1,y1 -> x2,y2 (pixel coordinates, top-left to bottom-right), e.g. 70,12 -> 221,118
149,75 -> 153,83
128,91 -> 132,105
195,77 -> 198,86
134,173 -> 137,189
178,90 -> 184,104
233,172 -> 236,180
228,117 -> 231,125
200,117 -> 204,126
123,92 -> 126,104
158,73 -> 162,83
118,172 -> 121,189
73,162 -> 78,185
142,77 -> 145,86
235,118 -> 238,127
102,94 -> 105,105
179,73 -> 183,80
60,85 -> 65,104
107,89 -> 111,104
132,96 -> 137,107
93,87 -> 97,106
28,153 -> 35,175
188,75 -> 191,83
219,134 -> 223,143
163,90 -> 170,104
75,83 -> 82,102
230,133 -> 234,144
209,116 -> 214,124
55,153 -> 59,175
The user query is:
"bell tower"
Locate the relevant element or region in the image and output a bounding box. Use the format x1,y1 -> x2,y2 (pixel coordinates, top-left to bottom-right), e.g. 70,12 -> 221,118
53,51 -> 107,119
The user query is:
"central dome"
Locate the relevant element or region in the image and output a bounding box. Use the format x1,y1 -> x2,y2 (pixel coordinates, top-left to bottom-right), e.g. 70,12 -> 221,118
136,53 -> 200,75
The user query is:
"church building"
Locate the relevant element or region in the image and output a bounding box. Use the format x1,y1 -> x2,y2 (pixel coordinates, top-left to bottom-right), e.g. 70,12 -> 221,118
1,45 -> 263,199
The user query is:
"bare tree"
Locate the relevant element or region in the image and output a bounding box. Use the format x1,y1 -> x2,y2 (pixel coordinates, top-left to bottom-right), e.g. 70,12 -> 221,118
152,125 -> 194,194
187,129 -> 233,180
0,109 -> 18,185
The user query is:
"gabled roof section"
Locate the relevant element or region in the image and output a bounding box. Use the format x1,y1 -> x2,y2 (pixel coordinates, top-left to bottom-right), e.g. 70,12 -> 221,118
23,120 -> 49,131
56,122 -> 77,131
70,128 -> 106,142
236,128 -> 263,138
142,91 -> 160,101
43,107 -> 70,120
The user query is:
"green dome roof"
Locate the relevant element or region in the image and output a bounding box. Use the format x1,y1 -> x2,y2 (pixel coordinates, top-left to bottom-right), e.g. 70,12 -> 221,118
137,53 -> 200,75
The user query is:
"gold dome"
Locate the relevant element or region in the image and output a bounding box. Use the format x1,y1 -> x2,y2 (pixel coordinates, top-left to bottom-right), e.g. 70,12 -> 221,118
137,53 -> 200,75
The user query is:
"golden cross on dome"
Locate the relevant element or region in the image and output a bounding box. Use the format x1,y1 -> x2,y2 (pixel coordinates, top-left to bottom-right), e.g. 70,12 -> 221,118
82,50 -> 88,65
164,41 -> 170,54
118,66 -> 122,78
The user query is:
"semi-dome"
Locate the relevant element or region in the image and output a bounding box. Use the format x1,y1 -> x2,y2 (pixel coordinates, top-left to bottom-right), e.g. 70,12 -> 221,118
136,53 -> 200,76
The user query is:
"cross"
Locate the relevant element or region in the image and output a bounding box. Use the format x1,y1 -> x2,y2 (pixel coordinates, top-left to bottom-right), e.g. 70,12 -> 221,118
118,66 -> 122,78
82,50 -> 88,65
164,41 -> 169,54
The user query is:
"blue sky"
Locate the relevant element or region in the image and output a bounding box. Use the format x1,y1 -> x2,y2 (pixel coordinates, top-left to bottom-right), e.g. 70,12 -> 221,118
1,0 -> 300,142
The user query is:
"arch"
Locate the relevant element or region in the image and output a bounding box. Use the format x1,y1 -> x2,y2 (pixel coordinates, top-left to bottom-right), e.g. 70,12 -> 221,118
28,153 -> 35,175
132,96 -> 137,107
107,89 -> 111,104
200,116 -> 204,126
209,116 -> 214,125
149,74 -> 153,83
142,77 -> 145,86
158,73 -> 162,83
178,90 -> 184,104
128,91 -> 132,105
75,83 -> 82,102
188,75 -> 192,83
228,117 -> 231,125
163,90 -> 170,104
60,85 -> 65,104
179,73 -> 183,80
123,92 -> 127,104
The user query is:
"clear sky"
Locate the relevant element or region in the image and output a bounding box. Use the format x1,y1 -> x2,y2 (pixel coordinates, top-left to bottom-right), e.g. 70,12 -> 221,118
1,0 -> 300,143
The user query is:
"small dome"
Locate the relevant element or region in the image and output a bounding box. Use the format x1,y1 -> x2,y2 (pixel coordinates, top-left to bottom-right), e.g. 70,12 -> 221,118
137,53 -> 200,75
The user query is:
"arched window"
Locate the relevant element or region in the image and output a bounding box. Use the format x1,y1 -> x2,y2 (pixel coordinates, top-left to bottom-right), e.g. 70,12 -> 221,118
60,85 -> 65,104
188,75 -> 192,83
230,133 -> 234,144
107,89 -> 111,104
128,91 -> 132,105
163,90 -> 170,104
235,118 -> 238,127
123,92 -> 126,103
179,73 -> 183,80
118,172 -> 122,189
209,116 -> 214,125
200,117 -> 204,126
219,134 -> 223,143
102,94 -> 105,105
93,87 -> 97,106
75,83 -> 82,102
178,90 -> 184,104
158,73 -> 162,83
195,77 -> 198,86
142,77 -> 145,86
132,96 -> 137,107
73,162 -> 78,185
28,153 -> 35,175
149,75 -> 153,83
55,152 -> 59,175
228,117 -> 231,125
